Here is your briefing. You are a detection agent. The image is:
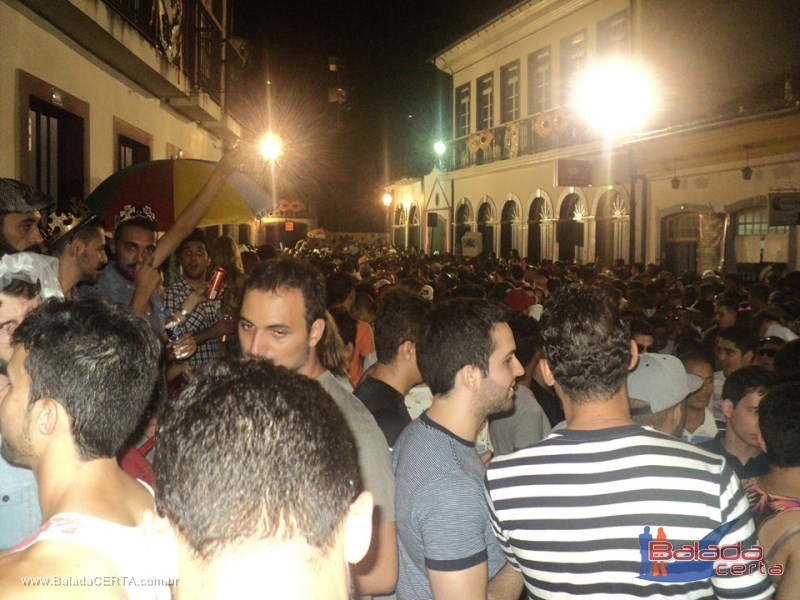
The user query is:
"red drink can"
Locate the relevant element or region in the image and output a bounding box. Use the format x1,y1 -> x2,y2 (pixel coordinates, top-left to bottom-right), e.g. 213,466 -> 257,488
207,267 -> 226,300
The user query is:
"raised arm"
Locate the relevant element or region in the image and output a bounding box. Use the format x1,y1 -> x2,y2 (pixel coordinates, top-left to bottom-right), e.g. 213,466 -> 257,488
151,147 -> 243,268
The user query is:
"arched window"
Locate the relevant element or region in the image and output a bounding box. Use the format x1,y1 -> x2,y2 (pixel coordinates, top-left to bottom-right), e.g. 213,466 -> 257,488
527,197 -> 545,262
557,193 -> 584,262
477,202 -> 495,257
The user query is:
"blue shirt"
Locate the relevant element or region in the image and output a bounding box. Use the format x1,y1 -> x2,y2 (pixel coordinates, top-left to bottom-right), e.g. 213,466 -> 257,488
77,262 -> 165,335
0,449 -> 41,550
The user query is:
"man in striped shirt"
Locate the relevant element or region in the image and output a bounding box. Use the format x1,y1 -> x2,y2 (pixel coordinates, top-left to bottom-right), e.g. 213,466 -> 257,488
485,285 -> 773,599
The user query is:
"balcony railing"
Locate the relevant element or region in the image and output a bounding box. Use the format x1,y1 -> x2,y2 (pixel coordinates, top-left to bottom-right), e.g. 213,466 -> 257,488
102,0 -> 244,118
444,108 -> 595,171
104,0 -> 157,43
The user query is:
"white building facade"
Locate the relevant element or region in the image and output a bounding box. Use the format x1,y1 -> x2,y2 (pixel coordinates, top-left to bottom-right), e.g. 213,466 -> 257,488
386,0 -> 800,275
1,0 -> 244,209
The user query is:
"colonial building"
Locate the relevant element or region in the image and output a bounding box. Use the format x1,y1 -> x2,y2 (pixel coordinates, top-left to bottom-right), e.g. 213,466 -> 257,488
387,0 -> 800,275
1,0 -> 245,212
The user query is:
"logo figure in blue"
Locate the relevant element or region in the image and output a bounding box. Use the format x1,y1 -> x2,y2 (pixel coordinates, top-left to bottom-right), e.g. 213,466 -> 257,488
638,526 -> 652,576
638,520 -> 741,583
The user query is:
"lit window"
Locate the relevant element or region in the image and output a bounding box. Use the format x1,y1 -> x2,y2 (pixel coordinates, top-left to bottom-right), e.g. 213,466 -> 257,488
598,10 -> 629,58
560,31 -> 586,105
478,73 -> 494,129
736,209 -> 789,236
455,83 -> 471,138
528,47 -> 551,114
500,61 -> 520,123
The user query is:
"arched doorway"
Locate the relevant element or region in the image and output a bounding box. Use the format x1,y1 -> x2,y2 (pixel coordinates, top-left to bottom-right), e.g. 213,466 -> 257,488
557,193 -> 585,262
429,213 -> 447,255
477,202 -> 495,258
594,190 -> 629,268
393,205 -> 406,247
408,204 -> 421,250
455,203 -> 472,256
527,197 -> 545,263
661,212 -> 700,274
500,200 -> 521,259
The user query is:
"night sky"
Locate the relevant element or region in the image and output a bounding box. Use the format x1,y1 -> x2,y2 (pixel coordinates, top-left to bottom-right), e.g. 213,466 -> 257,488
231,0 -> 800,232
232,0 -> 521,231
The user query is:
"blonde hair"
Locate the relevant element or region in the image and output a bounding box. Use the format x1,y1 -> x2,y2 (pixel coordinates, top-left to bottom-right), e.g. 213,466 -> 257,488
317,311 -> 350,379
210,235 -> 244,275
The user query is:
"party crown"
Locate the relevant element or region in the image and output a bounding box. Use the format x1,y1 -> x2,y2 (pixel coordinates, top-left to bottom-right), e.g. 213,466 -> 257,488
42,199 -> 100,247
115,204 -> 157,228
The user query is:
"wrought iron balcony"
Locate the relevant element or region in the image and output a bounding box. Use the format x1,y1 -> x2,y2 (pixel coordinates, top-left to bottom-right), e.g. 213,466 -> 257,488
102,0 -> 244,116
444,108 -> 595,171
103,0 -> 156,43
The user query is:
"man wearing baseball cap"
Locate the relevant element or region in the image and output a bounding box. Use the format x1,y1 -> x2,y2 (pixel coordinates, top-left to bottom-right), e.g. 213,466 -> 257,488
628,353 -> 704,437
0,179 -> 55,255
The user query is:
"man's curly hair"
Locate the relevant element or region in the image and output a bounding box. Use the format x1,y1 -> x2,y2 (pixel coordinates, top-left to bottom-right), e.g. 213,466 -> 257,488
540,285 -> 631,404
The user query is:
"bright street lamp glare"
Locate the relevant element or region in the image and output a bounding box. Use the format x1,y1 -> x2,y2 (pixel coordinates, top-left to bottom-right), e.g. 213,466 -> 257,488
259,133 -> 283,161
433,141 -> 446,156
573,62 -> 657,135
381,193 -> 392,207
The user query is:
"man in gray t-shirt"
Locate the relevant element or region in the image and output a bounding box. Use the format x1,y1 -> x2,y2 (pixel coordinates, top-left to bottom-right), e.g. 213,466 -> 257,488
238,258 -> 397,598
392,299 -> 525,600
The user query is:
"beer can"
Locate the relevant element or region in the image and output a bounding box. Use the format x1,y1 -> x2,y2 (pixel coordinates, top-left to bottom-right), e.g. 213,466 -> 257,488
207,267 -> 226,300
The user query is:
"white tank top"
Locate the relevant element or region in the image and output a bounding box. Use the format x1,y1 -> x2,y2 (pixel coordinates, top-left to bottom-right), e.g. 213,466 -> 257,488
8,483 -> 173,600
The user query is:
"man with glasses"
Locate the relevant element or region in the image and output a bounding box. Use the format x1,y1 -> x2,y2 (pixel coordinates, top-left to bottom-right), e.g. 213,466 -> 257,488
754,336 -> 784,372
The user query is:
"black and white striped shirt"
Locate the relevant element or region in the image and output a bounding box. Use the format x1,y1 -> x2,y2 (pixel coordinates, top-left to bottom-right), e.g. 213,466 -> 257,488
485,425 -> 773,599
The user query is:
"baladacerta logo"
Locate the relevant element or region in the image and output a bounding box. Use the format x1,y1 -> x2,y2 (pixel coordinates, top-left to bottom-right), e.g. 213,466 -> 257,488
637,521 -> 784,582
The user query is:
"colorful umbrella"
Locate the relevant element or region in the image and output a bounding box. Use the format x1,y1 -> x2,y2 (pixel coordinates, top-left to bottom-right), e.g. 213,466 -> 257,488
86,159 -> 273,229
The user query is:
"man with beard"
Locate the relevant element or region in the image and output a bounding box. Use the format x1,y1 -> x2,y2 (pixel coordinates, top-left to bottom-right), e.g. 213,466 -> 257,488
41,202 -> 108,299
0,299 -> 169,598
78,150 -> 241,335
238,258 -> 397,598
0,179 -> 54,255
392,298 -> 524,600
148,359 -> 375,600
165,229 -> 231,370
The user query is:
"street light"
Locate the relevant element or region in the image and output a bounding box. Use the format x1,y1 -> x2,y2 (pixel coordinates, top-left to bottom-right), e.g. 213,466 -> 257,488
573,60 -> 658,267
572,61 -> 657,137
259,132 -> 283,161
433,140 -> 446,171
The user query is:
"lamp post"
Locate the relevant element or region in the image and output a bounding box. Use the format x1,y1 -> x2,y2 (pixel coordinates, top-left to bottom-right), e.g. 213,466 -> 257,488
382,192 -> 392,246
573,60 -> 657,266
258,132 -> 283,247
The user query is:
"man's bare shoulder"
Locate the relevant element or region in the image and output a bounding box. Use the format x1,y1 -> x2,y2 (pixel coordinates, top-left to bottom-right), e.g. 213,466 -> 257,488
0,541 -> 127,599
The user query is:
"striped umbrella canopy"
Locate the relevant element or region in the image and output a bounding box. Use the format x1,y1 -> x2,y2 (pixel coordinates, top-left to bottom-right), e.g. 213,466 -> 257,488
86,159 -> 272,229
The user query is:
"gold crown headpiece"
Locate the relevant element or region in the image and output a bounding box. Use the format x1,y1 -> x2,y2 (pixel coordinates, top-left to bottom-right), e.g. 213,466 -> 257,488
41,199 -> 100,248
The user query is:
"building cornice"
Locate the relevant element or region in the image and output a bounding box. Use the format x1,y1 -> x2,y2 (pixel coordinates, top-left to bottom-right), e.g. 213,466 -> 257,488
434,0 -> 599,74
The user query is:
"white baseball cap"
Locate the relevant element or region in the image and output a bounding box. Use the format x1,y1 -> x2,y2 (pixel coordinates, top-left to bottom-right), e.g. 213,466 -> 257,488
628,353 -> 704,414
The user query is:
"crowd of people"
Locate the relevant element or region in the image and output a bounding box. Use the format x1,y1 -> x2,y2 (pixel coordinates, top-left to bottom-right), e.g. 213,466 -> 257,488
0,166 -> 798,599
